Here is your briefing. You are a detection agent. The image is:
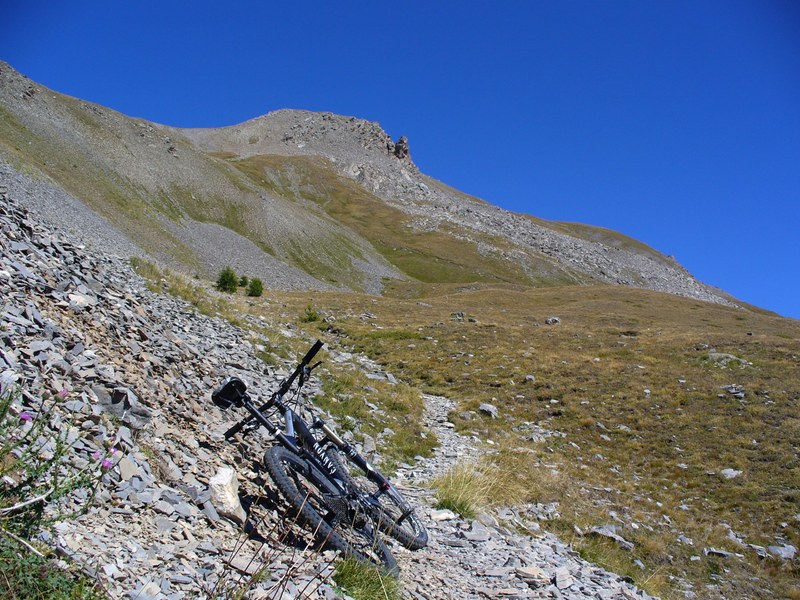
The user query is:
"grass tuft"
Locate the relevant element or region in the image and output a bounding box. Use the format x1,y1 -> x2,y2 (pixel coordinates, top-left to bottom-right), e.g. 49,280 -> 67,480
333,557 -> 401,600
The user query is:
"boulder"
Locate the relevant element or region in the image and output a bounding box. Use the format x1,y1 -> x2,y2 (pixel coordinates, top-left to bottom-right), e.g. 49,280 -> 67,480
209,467 -> 247,524
479,403 -> 498,418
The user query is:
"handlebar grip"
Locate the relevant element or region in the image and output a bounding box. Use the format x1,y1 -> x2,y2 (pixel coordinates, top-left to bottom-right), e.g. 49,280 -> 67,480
301,340 -> 324,366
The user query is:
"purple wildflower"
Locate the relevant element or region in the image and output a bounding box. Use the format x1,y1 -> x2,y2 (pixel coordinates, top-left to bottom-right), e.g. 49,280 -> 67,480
19,412 -> 32,422
101,458 -> 113,469
57,388 -> 69,399
92,450 -> 102,460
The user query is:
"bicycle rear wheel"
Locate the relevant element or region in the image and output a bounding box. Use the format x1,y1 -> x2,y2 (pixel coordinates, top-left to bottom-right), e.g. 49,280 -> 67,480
326,447 -> 428,550
263,446 -> 398,574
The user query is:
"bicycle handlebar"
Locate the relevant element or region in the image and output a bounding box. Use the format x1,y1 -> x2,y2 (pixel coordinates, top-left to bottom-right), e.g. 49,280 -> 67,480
223,340 -> 324,439
276,339 -> 323,399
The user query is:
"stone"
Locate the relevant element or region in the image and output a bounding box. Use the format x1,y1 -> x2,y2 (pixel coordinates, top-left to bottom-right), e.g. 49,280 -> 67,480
68,292 -> 96,309
464,522 -> 492,542
516,566 -> 550,586
722,384 -> 746,398
554,567 -> 573,589
362,434 -> 376,458
767,544 -> 797,560
588,525 -> 635,551
479,403 -> 499,418
209,467 -> 246,524
393,135 -> 410,160
117,456 -> 141,481
720,468 -> 742,479
709,353 -> 750,368
704,547 -> 735,558
430,508 -> 458,521
439,538 -> 470,547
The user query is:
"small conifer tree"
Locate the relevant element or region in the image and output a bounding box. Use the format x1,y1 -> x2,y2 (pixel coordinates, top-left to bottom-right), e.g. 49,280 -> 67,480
238,275 -> 248,287
216,266 -> 238,293
247,278 -> 263,297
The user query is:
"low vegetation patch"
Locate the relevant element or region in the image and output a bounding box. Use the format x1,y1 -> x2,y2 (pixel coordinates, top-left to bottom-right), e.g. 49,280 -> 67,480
216,266 -> 238,293
0,386 -> 109,599
431,448 -> 561,519
333,557 -> 401,600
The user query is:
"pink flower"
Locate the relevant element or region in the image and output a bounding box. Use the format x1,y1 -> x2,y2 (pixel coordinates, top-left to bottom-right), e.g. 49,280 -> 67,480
101,458 -> 113,469
57,388 -> 69,399
19,412 -> 32,422
92,450 -> 102,460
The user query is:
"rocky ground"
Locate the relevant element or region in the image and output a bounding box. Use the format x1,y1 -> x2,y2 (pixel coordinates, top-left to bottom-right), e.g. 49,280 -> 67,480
1,184 -> 654,598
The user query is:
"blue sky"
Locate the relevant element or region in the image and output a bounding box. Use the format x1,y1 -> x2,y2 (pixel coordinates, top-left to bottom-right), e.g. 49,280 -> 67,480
3,1 -> 799,319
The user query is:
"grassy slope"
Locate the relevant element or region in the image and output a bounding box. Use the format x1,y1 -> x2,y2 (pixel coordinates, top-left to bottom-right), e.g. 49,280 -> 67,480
1,90 -> 587,292
0,97 -> 236,271
0,68 -> 685,295
273,285 -> 800,599
421,175 -> 678,269
227,154 -> 593,290
131,256 -> 800,598
1,92 -> 395,289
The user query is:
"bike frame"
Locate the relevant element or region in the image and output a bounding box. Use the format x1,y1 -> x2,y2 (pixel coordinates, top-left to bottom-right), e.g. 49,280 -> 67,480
233,390 -> 414,523
225,380 -> 413,524
221,349 -> 415,525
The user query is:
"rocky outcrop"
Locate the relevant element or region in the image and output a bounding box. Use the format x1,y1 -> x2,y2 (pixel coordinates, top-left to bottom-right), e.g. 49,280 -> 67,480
393,135 -> 410,161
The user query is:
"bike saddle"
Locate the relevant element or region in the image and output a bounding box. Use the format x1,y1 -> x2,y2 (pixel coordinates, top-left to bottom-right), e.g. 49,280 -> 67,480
212,377 -> 247,410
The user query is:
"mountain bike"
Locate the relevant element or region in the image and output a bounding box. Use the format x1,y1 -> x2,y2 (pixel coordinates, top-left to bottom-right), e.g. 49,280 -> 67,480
211,340 -> 427,574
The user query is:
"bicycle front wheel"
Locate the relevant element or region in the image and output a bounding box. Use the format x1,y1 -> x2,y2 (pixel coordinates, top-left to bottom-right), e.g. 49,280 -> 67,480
326,447 -> 428,550
263,446 -> 398,574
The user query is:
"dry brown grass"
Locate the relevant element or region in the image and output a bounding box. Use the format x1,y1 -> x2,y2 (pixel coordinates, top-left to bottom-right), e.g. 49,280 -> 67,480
431,447 -> 566,519
131,259 -> 800,597
274,284 -> 800,599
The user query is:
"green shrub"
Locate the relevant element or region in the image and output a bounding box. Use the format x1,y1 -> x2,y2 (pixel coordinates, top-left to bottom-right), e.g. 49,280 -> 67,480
300,304 -> 320,323
0,386 -> 110,598
247,278 -> 263,297
216,266 -> 238,293
238,275 -> 249,287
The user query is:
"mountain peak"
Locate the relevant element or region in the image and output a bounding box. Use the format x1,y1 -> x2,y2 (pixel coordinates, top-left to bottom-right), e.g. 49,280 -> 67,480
0,62 -> 733,306
182,108 -> 416,171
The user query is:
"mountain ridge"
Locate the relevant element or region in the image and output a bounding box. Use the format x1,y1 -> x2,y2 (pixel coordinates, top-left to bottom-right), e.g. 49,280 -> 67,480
1,60 -> 731,307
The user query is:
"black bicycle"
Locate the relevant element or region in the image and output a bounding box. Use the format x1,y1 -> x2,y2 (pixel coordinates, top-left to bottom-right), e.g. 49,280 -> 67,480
211,340 -> 427,574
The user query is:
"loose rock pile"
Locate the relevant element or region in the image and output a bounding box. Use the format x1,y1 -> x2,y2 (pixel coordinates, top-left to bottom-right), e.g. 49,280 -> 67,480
1,186 -> 654,598
0,187 -> 340,599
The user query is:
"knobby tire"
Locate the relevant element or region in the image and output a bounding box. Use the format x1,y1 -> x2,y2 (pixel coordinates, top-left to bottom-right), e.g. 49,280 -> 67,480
326,447 -> 428,550
263,446 -> 398,575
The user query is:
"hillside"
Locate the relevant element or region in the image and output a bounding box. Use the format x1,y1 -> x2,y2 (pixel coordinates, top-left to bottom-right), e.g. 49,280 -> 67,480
1,61 -> 727,305
0,183 -> 661,599
2,61 -> 799,600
